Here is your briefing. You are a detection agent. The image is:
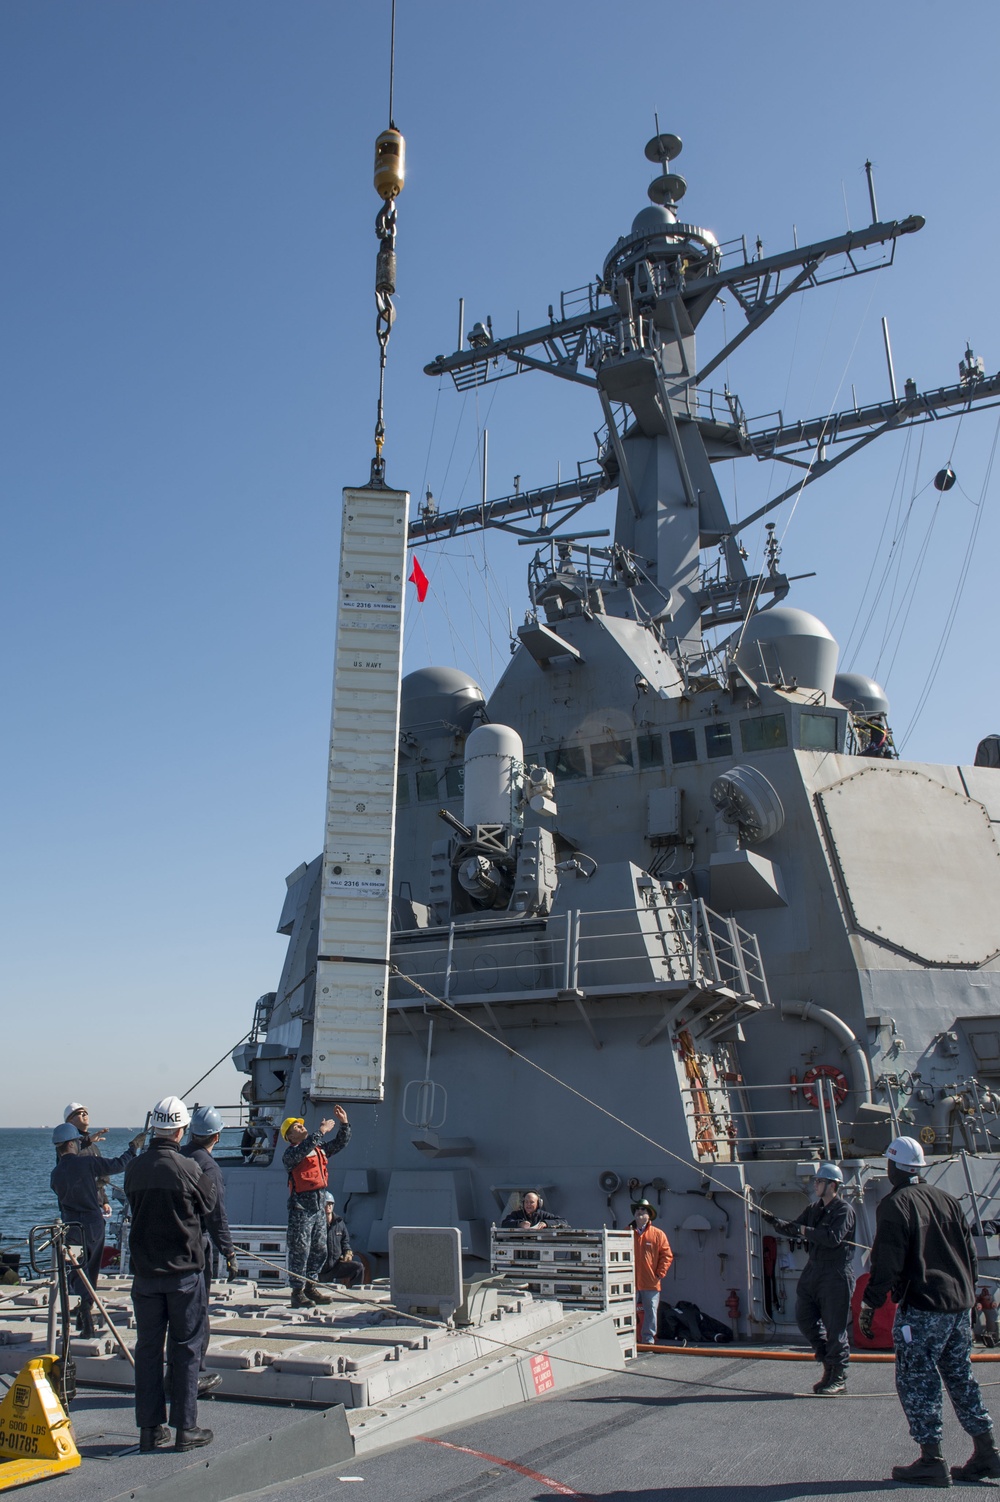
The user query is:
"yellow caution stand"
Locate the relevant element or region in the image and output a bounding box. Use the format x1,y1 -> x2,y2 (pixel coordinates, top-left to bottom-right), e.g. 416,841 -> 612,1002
0,1357 -> 80,1491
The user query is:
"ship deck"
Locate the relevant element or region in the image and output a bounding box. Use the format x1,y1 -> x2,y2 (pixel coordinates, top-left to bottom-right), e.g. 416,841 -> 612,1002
43,1349 -> 1000,1501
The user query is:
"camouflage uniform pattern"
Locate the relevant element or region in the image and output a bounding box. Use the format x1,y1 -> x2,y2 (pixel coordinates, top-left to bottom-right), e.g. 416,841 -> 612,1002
283,1123 -> 352,1289
286,1198 -> 329,1286
893,1306 -> 992,1444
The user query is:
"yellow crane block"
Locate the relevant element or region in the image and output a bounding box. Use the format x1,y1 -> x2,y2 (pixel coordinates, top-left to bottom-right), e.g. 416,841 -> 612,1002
0,1356 -> 80,1491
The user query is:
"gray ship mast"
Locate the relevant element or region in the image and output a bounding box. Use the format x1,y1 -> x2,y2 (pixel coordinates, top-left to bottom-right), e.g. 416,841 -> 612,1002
415,134 -> 1000,659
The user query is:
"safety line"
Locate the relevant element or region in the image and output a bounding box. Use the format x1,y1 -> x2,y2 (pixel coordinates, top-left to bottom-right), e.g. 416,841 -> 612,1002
419,1438 -> 594,1499
390,963 -> 755,1208
390,964 -> 1000,1269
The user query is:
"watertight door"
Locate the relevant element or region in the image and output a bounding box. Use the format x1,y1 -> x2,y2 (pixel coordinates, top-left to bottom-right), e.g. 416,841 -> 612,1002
311,484 -> 409,1101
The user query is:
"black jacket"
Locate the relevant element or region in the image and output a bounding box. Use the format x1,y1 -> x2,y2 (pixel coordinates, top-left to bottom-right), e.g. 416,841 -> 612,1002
125,1138 -> 217,1277
864,1181 -> 977,1313
181,1144 -> 235,1260
323,1212 -> 353,1269
787,1195 -> 856,1276
500,1207 -> 568,1229
51,1145 -> 136,1222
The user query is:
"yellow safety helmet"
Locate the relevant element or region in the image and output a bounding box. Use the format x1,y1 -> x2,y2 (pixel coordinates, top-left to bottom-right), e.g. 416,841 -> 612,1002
279,1116 -> 305,1140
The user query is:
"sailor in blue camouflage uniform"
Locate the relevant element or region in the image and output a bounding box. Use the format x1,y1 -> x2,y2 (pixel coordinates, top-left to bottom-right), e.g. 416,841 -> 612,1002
861,1135 -> 1000,1488
280,1106 -> 351,1308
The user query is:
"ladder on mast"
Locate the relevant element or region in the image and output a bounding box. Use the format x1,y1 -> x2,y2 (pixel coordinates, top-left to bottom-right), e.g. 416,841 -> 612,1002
311,482 -> 409,1101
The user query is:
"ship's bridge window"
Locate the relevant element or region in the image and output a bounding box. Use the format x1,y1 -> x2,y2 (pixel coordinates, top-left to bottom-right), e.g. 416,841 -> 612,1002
545,745 -> 588,781
416,769 -> 439,801
396,771 -> 411,806
800,713 -> 838,751
669,728 -> 698,765
591,736 -> 634,774
740,713 -> 788,752
637,733 -> 664,768
444,765 -> 465,798
705,722 -> 733,759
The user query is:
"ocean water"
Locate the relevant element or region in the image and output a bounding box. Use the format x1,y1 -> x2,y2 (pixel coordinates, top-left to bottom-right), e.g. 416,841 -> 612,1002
0,1128 -> 137,1258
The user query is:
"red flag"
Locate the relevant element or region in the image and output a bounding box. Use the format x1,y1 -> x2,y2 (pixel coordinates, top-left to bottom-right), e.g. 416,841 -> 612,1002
408,555 -> 429,602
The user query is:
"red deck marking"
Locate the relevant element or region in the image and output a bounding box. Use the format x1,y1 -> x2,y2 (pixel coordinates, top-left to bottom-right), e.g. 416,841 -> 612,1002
420,1437 -> 593,1498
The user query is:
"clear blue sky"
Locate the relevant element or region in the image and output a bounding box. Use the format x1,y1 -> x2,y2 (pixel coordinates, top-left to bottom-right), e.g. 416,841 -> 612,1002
3,2 -> 998,1126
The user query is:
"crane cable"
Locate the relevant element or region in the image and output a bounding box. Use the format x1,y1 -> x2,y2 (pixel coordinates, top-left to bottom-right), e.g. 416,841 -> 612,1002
370,0 -> 404,481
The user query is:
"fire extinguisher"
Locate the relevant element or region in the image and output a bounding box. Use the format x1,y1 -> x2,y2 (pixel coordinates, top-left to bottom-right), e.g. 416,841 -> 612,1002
725,1287 -> 741,1339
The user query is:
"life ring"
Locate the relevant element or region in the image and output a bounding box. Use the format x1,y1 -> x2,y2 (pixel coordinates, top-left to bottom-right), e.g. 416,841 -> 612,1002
802,1064 -> 848,1110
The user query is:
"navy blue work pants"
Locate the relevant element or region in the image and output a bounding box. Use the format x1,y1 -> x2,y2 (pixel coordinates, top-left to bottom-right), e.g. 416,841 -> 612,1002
795,1264 -> 854,1372
132,1271 -> 206,1431
66,1214 -> 106,1312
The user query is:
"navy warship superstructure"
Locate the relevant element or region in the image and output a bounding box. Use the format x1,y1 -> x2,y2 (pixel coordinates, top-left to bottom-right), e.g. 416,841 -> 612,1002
223,131 -> 1000,1339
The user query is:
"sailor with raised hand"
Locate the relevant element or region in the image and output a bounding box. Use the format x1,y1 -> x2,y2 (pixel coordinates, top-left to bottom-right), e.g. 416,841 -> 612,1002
280,1105 -> 351,1308
62,1102 -> 107,1155
50,1120 -> 144,1338
124,1095 -> 217,1455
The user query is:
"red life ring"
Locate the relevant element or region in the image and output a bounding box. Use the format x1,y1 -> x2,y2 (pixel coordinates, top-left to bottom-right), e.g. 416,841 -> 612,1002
802,1064 -> 848,1110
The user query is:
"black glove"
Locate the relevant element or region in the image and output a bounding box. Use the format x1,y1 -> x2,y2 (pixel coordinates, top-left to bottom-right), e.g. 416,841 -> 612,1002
226,1256 -> 240,1282
858,1302 -> 875,1341
759,1208 -> 777,1225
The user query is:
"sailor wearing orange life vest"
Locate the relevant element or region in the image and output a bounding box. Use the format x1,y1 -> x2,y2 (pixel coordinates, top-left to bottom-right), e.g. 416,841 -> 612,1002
632,1199 -> 674,1344
280,1106 -> 351,1308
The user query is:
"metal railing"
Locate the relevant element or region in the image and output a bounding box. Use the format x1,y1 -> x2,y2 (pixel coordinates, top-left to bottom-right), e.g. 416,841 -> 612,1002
390,896 -> 769,1010
679,1072 -> 848,1161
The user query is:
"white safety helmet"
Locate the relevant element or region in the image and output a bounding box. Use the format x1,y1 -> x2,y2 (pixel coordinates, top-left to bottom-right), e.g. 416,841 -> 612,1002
886,1136 -> 926,1169
63,1102 -> 86,1121
150,1096 -> 192,1134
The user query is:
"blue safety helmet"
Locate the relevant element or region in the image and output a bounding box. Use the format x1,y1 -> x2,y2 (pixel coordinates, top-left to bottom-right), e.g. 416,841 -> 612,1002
190,1105 -> 224,1137
52,1123 -> 81,1145
814,1162 -> 844,1183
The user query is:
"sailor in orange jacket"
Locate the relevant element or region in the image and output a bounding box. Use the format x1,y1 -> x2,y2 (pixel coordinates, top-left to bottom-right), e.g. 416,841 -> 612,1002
280,1107 -> 351,1308
632,1198 -> 673,1344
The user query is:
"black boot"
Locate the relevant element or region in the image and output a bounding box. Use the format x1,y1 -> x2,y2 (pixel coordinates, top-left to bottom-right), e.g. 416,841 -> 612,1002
951,1429 -> 1000,1482
814,1366 -> 846,1397
812,1363 -> 832,1394
197,1372 -> 222,1395
305,1282 -> 334,1306
891,1443 -> 951,1488
78,1307 -> 96,1340
174,1427 -> 213,1452
290,1285 -> 315,1309
139,1425 -> 171,1452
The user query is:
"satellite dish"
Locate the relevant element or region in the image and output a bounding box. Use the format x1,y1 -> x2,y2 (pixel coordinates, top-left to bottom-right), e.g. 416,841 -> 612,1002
645,133 -> 683,164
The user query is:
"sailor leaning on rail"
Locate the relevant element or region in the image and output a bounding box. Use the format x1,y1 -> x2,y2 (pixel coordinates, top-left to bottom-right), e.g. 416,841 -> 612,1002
760,1162 -> 856,1397
280,1105 -> 351,1308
